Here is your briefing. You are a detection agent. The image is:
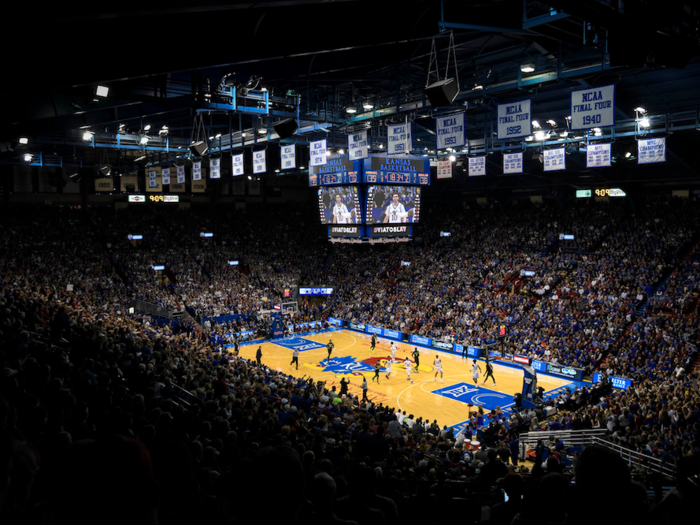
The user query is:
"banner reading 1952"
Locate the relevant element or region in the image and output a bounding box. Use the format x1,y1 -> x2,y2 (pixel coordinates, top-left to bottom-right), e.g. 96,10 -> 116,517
497,99 -> 531,139
570,84 -> 615,131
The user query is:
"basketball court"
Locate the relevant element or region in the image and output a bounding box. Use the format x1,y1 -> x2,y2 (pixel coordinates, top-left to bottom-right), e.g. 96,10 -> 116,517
235,329 -> 574,431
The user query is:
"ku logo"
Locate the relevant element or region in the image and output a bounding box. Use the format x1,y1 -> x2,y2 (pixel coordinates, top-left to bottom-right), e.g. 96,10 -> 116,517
442,385 -> 478,398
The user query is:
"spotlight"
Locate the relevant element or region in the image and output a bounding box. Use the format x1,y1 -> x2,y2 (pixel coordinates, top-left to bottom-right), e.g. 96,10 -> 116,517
532,121 -> 541,129
159,126 -> 168,136
23,153 -> 32,162
639,118 -> 650,128
474,84 -> 483,90
534,131 -> 546,141
346,107 -> 357,114
363,103 -> 374,110
625,151 -> 631,158
82,131 -> 93,141
139,136 -> 149,145
449,155 -> 456,162
634,107 -> 647,114
18,137 -> 28,145
96,85 -> 109,97
144,124 -> 151,131
521,63 -> 535,73
546,119 -> 557,127
97,165 -> 112,177
338,148 -> 345,154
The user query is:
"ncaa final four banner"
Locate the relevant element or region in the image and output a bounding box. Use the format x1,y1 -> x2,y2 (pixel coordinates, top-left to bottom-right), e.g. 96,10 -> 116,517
586,143 -> 612,168
436,113 -> 465,150
387,122 -> 412,155
232,153 -> 244,177
497,99 -> 532,140
253,150 -> 266,174
176,164 -> 186,184
280,145 -> 296,170
209,157 -> 221,179
503,152 -> 523,174
348,130 -> 369,161
310,139 -> 327,167
638,137 -> 666,164
570,84 -> 615,131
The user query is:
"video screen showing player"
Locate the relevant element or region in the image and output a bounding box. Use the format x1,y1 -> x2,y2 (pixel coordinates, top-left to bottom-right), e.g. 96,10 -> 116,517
365,185 -> 421,224
318,186 -> 360,224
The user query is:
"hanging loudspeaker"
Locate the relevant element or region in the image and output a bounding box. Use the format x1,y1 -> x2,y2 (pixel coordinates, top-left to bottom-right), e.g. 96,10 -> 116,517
425,78 -> 459,107
190,140 -> 208,157
273,118 -> 298,139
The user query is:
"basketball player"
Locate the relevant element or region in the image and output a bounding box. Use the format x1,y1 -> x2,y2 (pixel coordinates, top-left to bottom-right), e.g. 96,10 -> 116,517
383,193 -> 409,223
412,347 -> 420,373
390,342 -> 398,361
404,357 -> 414,383
482,358 -> 496,386
385,358 -> 393,380
370,333 -> 377,353
434,355 -> 444,383
372,361 -> 381,383
290,347 -> 299,370
332,193 -> 354,224
326,339 -> 334,363
471,359 -> 482,385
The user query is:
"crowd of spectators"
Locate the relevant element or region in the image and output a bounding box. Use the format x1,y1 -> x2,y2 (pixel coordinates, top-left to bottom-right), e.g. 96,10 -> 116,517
1,196 -> 700,524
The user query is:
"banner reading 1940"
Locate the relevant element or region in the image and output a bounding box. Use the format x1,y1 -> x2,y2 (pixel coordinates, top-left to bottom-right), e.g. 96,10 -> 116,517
570,84 -> 615,131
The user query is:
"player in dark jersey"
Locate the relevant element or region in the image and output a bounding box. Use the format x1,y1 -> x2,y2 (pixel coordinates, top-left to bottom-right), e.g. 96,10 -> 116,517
370,333 -> 377,353
412,347 -> 421,373
482,358 -> 496,386
326,339 -> 335,363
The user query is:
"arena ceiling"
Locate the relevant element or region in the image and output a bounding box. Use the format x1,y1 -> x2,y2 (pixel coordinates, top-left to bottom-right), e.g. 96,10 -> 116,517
2,0 -> 700,196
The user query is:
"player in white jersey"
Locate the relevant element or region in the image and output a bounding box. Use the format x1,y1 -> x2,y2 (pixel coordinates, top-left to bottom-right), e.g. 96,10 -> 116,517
434,355 -> 444,383
385,358 -> 393,379
390,342 -> 398,360
332,193 -> 354,224
383,193 -> 409,223
471,359 -> 482,385
404,357 -> 414,383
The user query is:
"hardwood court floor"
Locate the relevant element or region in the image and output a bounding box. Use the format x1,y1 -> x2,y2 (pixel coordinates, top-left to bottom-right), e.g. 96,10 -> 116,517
238,329 -> 571,429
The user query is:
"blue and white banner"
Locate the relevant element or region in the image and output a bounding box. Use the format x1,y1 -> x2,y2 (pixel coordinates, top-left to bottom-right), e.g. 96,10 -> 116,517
454,344 -> 481,358
503,152 -> 523,174
497,99 -> 531,139
161,167 -> 171,185
387,122 -> 412,155
253,150 -> 266,174
409,334 -> 432,346
570,84 -> 615,130
543,148 -> 566,171
310,139 -> 327,167
281,145 -> 296,170
348,130 -> 369,161
328,317 -> 344,327
468,156 -> 486,176
210,157 -> 221,179
436,113 -> 465,150
192,160 -> 202,181
592,373 -> 632,390
232,153 -> 244,176
586,143 -> 612,168
638,137 -> 666,164
148,169 -> 157,188
177,164 -> 186,184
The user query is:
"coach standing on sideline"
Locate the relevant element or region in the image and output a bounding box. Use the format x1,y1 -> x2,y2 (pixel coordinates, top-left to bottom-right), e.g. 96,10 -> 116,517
256,346 -> 262,365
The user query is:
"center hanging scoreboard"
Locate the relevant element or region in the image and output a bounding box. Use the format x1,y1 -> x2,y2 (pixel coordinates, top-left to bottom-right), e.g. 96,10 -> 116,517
362,155 -> 430,185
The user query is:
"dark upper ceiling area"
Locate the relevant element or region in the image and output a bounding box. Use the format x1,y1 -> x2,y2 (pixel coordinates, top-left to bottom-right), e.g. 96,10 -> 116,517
3,0 -> 700,193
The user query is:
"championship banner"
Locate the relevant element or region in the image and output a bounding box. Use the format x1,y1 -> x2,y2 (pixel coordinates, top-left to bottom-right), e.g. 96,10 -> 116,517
281,145 -> 296,170
586,143 -> 612,168
543,148 -> 566,171
570,84 -> 615,130
120,175 -> 138,192
210,157 -> 221,179
638,137 -> 666,164
497,99 -> 531,139
503,152 -> 523,174
348,130 -> 369,161
192,160 -> 202,181
161,167 -> 171,185
387,122 -> 412,155
436,112 -> 465,150
253,150 -> 266,174
436,159 -> 452,179
94,177 -> 113,193
146,169 -> 162,192
310,139 -> 327,167
468,156 -> 486,176
176,164 -> 186,184
232,153 -> 244,176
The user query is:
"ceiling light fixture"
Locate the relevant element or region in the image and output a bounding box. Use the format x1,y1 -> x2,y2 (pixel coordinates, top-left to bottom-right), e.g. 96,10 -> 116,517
18,137 -> 28,145
639,118 -> 650,128
96,85 -> 109,97
363,103 -> 374,110
521,63 -> 535,73
634,106 -> 647,114
346,107 -> 357,114
532,120 -> 541,129
82,131 -> 93,141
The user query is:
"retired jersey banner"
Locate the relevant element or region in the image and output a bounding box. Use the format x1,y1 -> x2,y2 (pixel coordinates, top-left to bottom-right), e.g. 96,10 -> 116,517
281,145 -> 296,170
348,130 -> 369,161
253,150 -> 266,174
638,137 -> 666,164
503,152 -> 523,174
436,159 -> 452,179
543,148 -> 566,171
310,139 -> 327,167
497,99 -> 531,139
232,153 -> 244,176
586,143 -> 612,168
387,122 -> 412,155
570,84 -> 615,130
161,167 -> 171,185
436,113 -> 465,150
192,161 -> 202,181
176,164 -> 186,184
210,157 -> 221,179
468,156 -> 486,177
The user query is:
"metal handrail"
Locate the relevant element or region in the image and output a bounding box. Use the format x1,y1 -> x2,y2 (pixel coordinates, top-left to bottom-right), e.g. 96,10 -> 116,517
520,428 -> 608,447
591,436 -> 677,480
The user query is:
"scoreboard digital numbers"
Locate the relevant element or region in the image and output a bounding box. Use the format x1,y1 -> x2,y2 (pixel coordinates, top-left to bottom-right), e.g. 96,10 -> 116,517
362,155 -> 430,185
577,188 -> 626,198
